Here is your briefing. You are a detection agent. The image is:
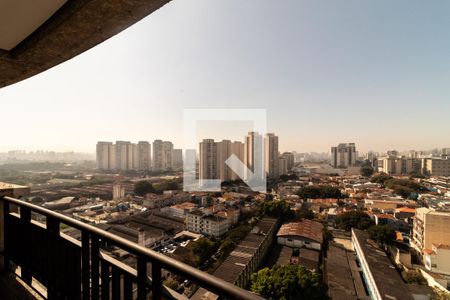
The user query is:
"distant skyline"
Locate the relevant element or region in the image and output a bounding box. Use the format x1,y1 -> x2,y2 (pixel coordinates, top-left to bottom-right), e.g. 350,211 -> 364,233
1,0 -> 450,153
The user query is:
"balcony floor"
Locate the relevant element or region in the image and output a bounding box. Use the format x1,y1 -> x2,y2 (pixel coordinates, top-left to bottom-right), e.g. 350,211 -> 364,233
0,271 -> 41,300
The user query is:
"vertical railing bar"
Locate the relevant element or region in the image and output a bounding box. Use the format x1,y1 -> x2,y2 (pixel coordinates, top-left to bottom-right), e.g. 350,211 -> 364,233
47,216 -> 60,300
111,266 -> 121,300
20,206 -> 32,285
81,231 -> 91,300
123,273 -> 133,300
137,257 -> 147,300
1,199 -> 9,271
91,235 -> 100,300
101,259 -> 110,300
151,260 -> 162,300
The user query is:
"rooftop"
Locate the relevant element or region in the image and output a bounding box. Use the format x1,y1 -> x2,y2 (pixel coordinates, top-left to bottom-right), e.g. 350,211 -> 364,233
277,219 -> 323,244
352,228 -> 414,300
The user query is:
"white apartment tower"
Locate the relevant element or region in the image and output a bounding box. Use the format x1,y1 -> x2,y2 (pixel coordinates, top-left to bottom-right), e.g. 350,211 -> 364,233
331,143 -> 357,168
264,133 -> 279,178
96,142 -> 115,170
152,140 -> 164,171
162,141 -> 174,170
115,141 -> 131,171
137,141 -> 151,171
199,139 -> 218,180
172,149 -> 183,170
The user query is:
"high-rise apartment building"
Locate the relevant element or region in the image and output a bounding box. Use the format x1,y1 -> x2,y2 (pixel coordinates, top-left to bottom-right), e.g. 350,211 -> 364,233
264,133 -> 279,178
199,139 -> 218,180
422,158 -> 450,176
278,156 -> 288,176
115,141 -> 131,171
162,141 -> 173,170
281,152 -> 295,172
245,132 -> 264,180
137,141 -> 151,171
96,141 -> 115,170
230,141 -> 244,180
331,143 -> 356,168
199,139 -> 245,182
172,149 -> 183,170
378,156 -> 421,175
152,140 -> 164,171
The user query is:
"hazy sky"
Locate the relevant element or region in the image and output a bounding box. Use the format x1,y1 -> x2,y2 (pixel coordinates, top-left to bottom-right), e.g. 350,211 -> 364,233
1,0 -> 450,153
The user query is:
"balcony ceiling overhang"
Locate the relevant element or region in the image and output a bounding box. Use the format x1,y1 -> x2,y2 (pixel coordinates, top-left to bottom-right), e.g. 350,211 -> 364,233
0,0 -> 171,89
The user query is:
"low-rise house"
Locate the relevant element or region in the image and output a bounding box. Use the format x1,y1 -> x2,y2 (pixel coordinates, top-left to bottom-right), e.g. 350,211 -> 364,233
277,219 -> 323,250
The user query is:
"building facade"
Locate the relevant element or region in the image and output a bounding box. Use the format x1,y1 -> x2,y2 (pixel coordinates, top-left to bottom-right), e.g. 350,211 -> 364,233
412,208 -> 450,256
331,143 -> 357,168
264,133 -> 279,178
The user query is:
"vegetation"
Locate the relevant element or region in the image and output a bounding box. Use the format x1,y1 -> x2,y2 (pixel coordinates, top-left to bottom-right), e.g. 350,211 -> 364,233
368,225 -> 396,246
250,265 -> 328,300
260,200 -> 295,220
163,276 -> 180,290
296,207 -> 314,220
335,211 -> 374,231
296,185 -> 345,200
370,173 -> 392,185
402,270 -> 427,285
217,224 -> 252,259
384,178 -> 425,199
360,166 -> 374,177
360,160 -> 375,177
133,180 -> 156,196
186,237 -> 218,266
430,288 -> 450,300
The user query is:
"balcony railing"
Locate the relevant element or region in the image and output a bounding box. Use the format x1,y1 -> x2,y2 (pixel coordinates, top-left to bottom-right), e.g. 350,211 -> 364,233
0,196 -> 264,300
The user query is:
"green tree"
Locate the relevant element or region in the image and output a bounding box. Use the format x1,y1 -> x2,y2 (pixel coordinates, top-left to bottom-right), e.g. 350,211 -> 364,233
250,265 -> 328,300
370,173 -> 392,185
336,211 -> 374,231
296,207 -> 314,220
260,200 -> 294,220
187,237 -> 218,266
133,180 -> 156,196
384,178 -> 425,198
360,165 -> 374,177
368,225 -> 396,246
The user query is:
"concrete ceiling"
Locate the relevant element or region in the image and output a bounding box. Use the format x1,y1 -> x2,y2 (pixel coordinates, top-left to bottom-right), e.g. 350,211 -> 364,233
0,0 -> 171,89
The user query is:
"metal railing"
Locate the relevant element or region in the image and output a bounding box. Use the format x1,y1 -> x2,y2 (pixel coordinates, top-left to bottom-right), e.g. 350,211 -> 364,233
0,196 -> 264,300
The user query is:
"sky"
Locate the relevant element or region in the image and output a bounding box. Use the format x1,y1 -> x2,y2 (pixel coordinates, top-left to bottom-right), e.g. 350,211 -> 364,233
1,0 -> 450,153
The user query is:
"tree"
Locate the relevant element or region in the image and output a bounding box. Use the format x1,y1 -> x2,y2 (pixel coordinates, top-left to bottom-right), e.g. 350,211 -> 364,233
336,211 -> 374,231
360,166 -> 374,177
250,265 -> 328,300
368,225 -> 396,246
133,180 -> 156,196
296,207 -> 314,220
186,238 -> 218,266
260,200 -> 294,220
370,173 -> 392,185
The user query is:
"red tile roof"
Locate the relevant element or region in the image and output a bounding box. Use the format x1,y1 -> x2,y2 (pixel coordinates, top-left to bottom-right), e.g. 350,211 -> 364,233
277,219 -> 323,243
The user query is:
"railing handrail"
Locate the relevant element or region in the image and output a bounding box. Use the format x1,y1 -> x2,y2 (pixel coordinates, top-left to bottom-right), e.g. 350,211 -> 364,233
1,196 -> 264,300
